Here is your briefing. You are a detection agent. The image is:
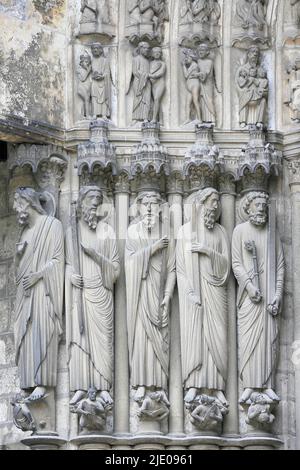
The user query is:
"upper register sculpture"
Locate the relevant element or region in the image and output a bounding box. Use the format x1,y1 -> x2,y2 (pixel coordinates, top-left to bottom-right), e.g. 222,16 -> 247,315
65,186 -> 120,409
125,191 -> 176,417
232,192 -> 285,406
176,188 -> 230,429
13,188 -> 64,402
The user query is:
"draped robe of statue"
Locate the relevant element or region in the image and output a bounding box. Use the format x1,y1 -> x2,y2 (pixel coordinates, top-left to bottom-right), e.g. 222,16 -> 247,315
14,215 -> 64,389
197,57 -> 216,123
176,221 -> 230,391
132,53 -> 151,121
236,63 -> 268,126
91,55 -> 111,118
125,221 -> 176,391
65,220 -> 120,393
232,221 -> 284,389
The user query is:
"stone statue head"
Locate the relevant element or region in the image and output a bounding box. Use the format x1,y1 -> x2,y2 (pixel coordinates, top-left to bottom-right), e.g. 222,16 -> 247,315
91,42 -> 104,57
243,191 -> 269,227
187,187 -> 221,229
13,188 -> 46,226
247,46 -> 260,66
138,41 -> 151,58
87,387 -> 97,401
198,43 -> 210,60
152,47 -> 162,60
80,52 -> 91,70
136,191 -> 164,230
77,186 -> 103,230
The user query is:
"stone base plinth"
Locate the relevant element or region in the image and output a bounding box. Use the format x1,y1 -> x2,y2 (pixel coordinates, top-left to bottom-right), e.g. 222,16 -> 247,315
22,435 -> 66,450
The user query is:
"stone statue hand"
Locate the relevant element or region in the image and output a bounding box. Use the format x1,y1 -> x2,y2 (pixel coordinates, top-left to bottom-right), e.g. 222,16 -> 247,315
71,274 -> 84,289
23,272 -> 42,291
246,282 -> 262,304
161,295 -> 171,316
81,243 -> 98,260
152,236 -> 169,255
267,296 -> 281,317
191,243 -> 210,256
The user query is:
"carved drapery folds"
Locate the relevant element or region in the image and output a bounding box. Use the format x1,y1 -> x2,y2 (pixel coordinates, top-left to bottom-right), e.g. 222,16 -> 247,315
285,57 -> 300,123
232,0 -> 270,48
78,0 -> 115,38
179,0 -> 221,47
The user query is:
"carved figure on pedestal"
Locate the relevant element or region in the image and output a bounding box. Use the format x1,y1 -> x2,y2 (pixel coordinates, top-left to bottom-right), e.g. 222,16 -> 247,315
128,42 -> 152,122
65,187 -> 120,411
285,58 -> 300,123
236,46 -> 268,128
180,0 -> 221,25
125,192 -> 176,422
77,52 -> 92,119
72,387 -> 112,434
149,47 -> 166,122
11,394 -> 36,433
245,391 -> 275,428
197,44 -> 217,124
176,188 -> 230,426
182,49 -> 202,122
137,390 -> 170,422
79,0 -> 110,35
189,394 -> 228,431
90,43 -> 113,119
232,192 -> 284,406
13,188 -> 64,403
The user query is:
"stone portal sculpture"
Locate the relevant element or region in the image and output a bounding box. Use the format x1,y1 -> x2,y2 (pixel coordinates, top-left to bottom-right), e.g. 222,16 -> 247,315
236,0 -> 267,31
125,191 -> 176,428
150,47 -> 166,123
128,0 -> 168,33
65,186 -> 120,420
77,51 -> 92,119
72,387 -> 113,434
180,0 -> 221,25
79,0 -> 111,35
285,58 -> 300,123
176,188 -> 230,432
236,46 -> 268,128
13,188 -> 64,403
90,43 -> 113,120
232,192 -> 284,409
182,49 -> 202,122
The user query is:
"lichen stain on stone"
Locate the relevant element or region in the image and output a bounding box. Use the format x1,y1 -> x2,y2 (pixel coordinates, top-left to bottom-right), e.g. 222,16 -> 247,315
0,32 -> 64,127
32,0 -> 65,25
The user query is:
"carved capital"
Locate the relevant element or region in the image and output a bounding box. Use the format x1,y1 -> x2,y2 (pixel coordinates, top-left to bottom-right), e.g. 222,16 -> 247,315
219,174 -> 236,195
115,173 -> 130,194
166,173 -> 184,195
36,155 -> 67,191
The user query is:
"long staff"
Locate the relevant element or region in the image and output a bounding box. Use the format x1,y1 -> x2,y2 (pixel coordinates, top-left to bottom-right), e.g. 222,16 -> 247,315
71,201 -> 84,335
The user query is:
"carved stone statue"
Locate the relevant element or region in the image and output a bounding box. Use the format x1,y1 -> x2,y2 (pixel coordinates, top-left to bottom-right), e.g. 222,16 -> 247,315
125,191 -> 176,409
176,188 -> 230,409
13,188 -> 64,402
232,192 -> 285,405
137,390 -> 170,422
128,0 -> 168,32
197,44 -> 217,124
149,47 -> 166,122
182,49 -> 202,122
236,0 -> 267,31
79,0 -> 110,35
129,41 -> 152,122
11,394 -> 36,433
77,52 -> 92,118
180,0 -> 221,25
236,46 -> 268,128
72,387 -> 112,434
65,186 -> 120,408
245,391 -> 275,428
189,394 -> 228,431
90,43 -> 113,119
285,58 -> 300,123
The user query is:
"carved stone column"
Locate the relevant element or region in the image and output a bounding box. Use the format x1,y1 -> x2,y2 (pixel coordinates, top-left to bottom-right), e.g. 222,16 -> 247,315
288,158 -> 300,450
166,173 -> 184,440
219,174 -> 239,440
114,173 -> 130,444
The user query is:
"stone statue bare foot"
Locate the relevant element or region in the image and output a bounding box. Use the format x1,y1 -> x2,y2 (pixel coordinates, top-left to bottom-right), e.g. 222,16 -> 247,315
27,386 -> 47,402
134,386 -> 146,402
70,390 -> 86,406
239,388 -> 254,404
184,388 -> 197,404
100,390 -> 113,405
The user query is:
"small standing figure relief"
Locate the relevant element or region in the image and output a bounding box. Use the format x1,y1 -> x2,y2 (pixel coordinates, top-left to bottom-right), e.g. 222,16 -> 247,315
182,49 -> 202,122
77,52 -> 92,119
11,394 -> 36,433
149,47 -> 166,122
285,58 -> 300,123
180,0 -> 221,26
90,43 -> 113,120
236,0 -> 267,31
72,388 -> 113,434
